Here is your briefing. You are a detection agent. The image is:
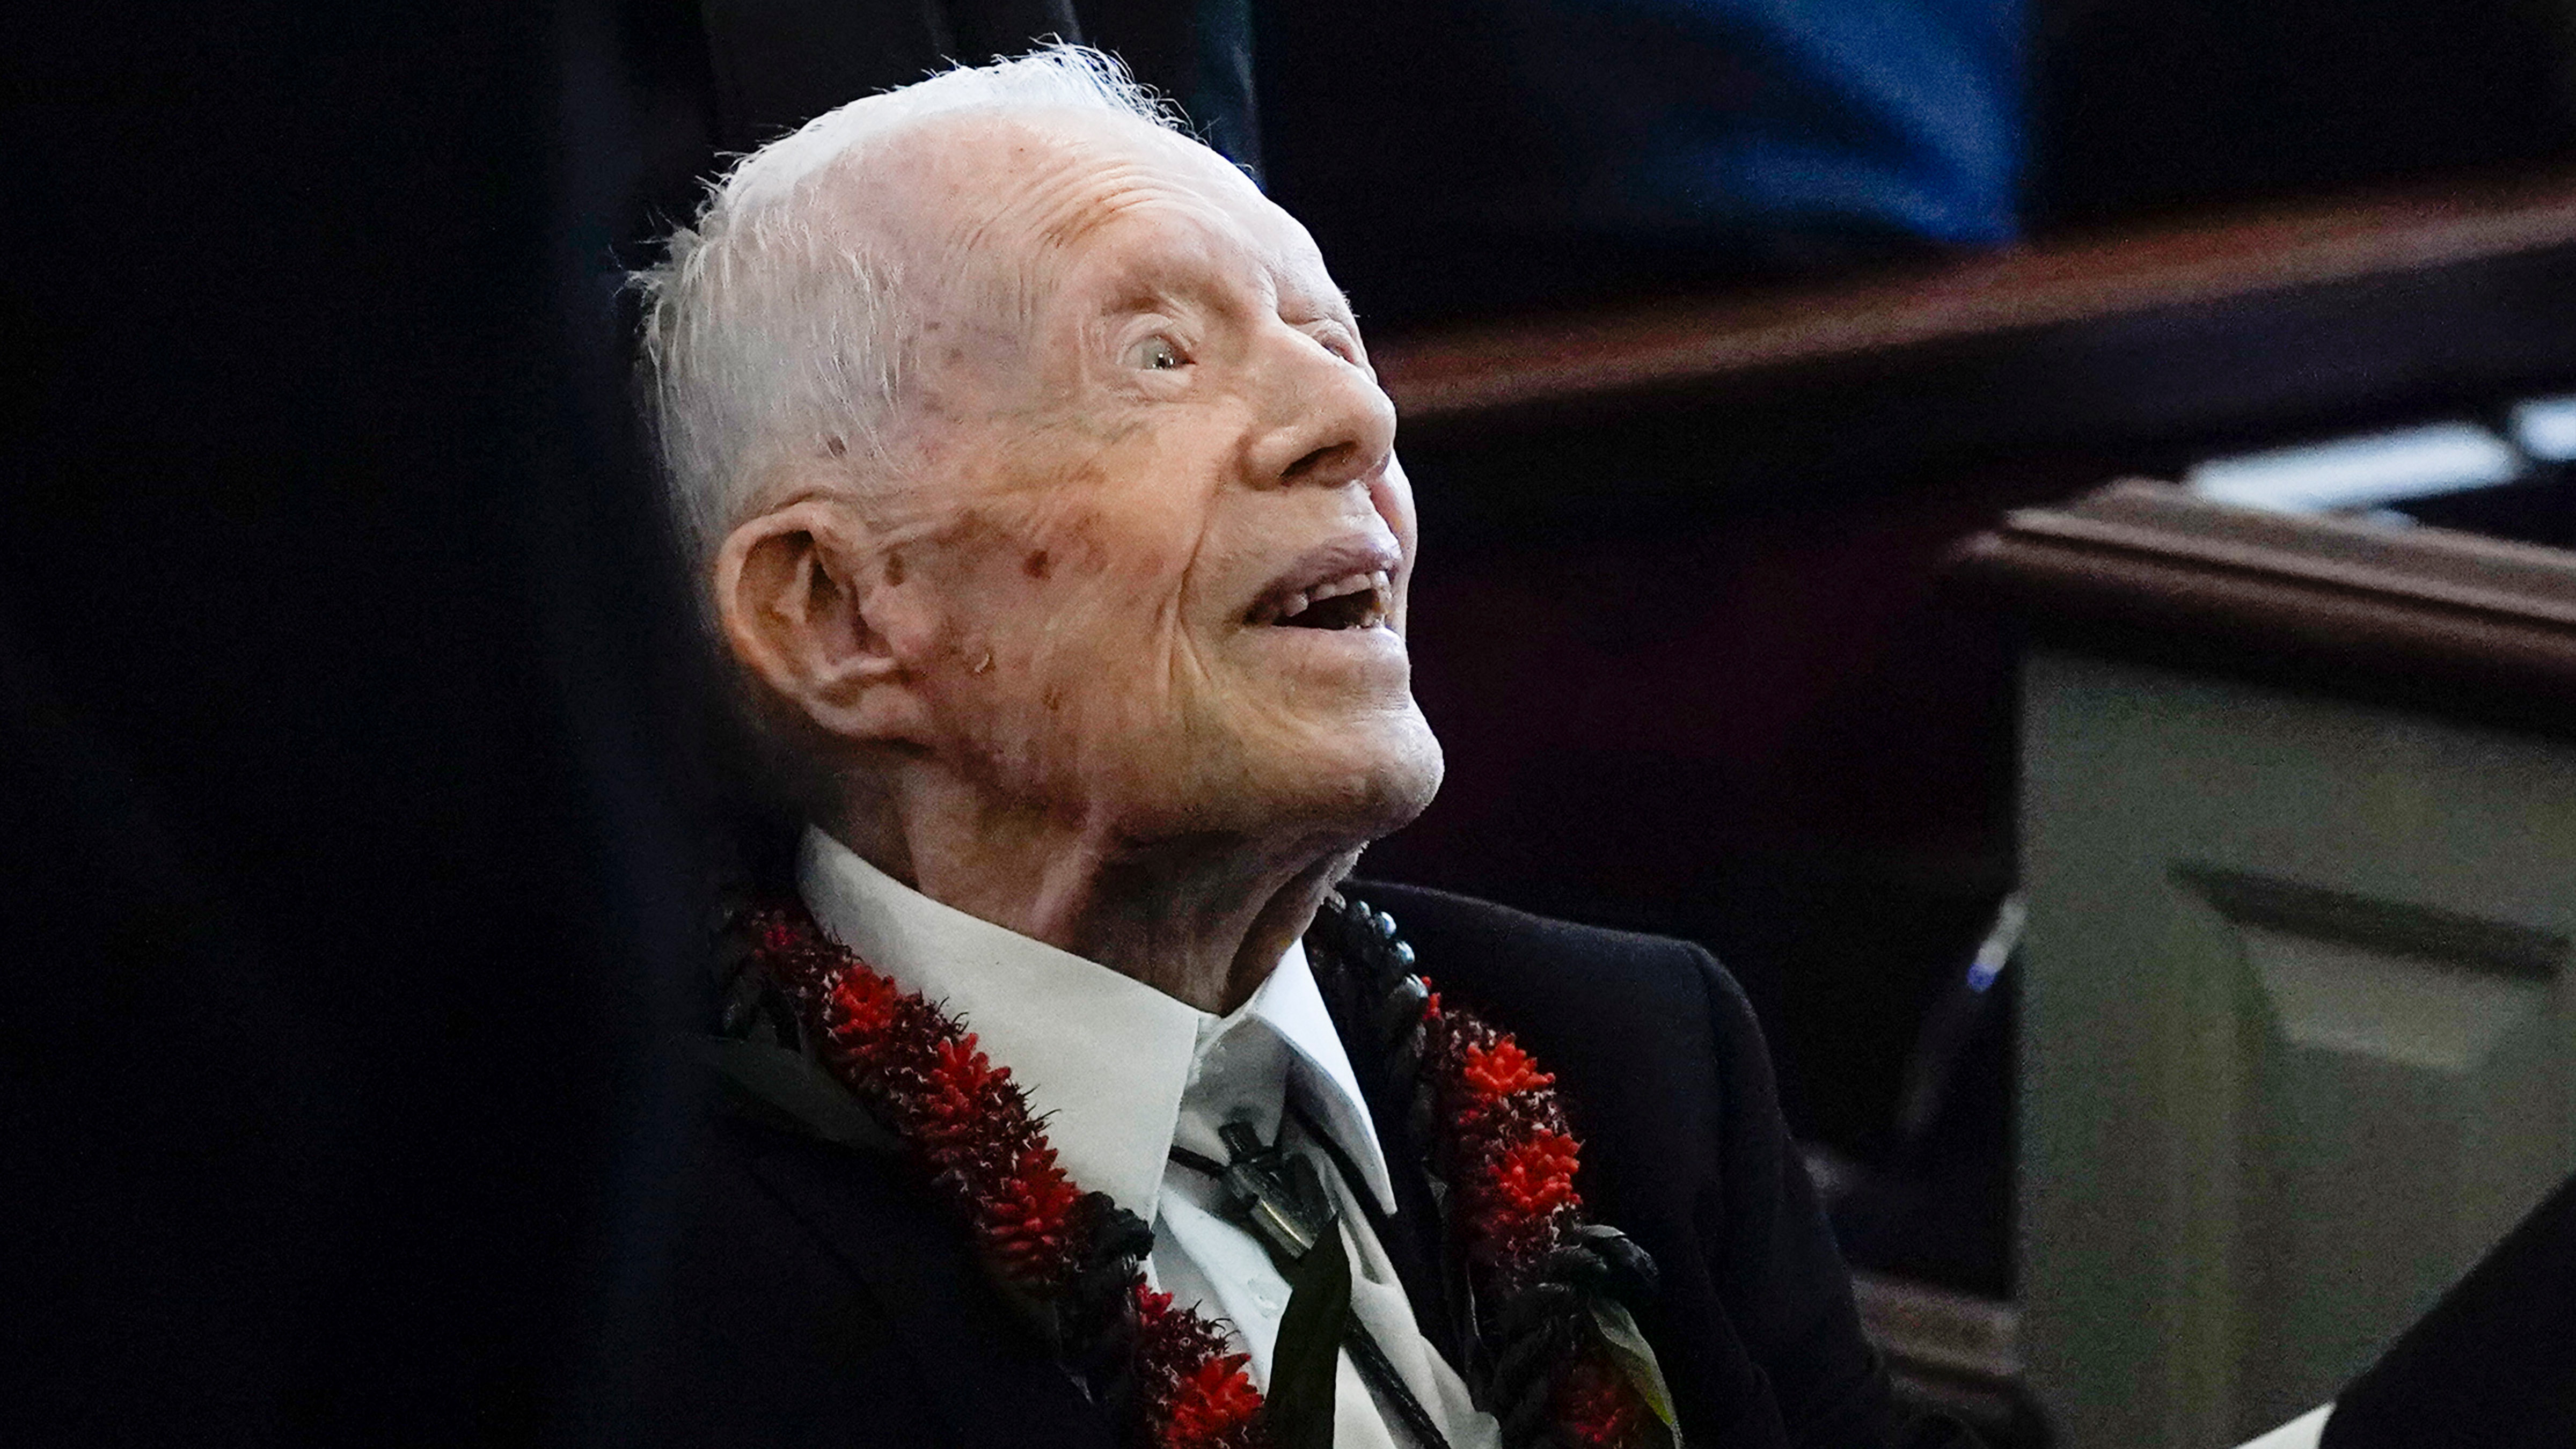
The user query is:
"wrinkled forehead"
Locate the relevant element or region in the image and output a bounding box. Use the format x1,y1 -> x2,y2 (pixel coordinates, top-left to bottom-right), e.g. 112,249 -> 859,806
855,108 -> 1340,326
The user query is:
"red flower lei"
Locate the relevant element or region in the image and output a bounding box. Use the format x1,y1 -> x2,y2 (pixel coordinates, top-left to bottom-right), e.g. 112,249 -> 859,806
738,902 -> 1661,1449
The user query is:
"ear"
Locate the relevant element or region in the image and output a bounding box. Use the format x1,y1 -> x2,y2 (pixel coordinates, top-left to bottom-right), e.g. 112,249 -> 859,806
713,499 -> 928,745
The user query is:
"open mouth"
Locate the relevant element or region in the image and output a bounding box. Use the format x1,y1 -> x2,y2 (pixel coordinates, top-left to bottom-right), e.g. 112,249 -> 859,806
1249,569 -> 1393,631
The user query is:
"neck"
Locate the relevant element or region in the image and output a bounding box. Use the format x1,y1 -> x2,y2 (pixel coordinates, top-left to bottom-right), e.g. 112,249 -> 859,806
830,778 -> 1358,1014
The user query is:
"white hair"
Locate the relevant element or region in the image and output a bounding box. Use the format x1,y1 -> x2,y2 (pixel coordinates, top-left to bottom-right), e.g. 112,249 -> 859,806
632,45 -> 1180,576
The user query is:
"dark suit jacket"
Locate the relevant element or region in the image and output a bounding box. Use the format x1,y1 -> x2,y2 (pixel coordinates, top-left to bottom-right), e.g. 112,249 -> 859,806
2321,1168 -> 2576,1449
648,881 -> 1902,1447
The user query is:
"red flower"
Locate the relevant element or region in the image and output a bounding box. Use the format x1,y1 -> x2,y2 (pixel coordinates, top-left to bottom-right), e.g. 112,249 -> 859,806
1159,1354 -> 1264,1448
1460,1037 -> 1554,1101
1554,1349 -> 1650,1447
982,1145 -> 1081,1282
1490,1129 -> 1581,1219
1132,1286 -> 1269,1448
828,968 -> 901,1042
914,1035 -> 1008,1150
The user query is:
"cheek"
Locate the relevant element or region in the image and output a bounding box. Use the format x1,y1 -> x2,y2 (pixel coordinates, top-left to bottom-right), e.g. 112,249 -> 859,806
1370,467 -> 1421,606
903,428 -> 1229,750
1370,462 -> 1418,541
928,497 -> 1206,699
1021,507 -> 1191,619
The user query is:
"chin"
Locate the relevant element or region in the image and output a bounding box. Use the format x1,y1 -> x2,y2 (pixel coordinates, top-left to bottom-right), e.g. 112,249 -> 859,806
1254,711 -> 1446,851
1086,701 -> 1443,858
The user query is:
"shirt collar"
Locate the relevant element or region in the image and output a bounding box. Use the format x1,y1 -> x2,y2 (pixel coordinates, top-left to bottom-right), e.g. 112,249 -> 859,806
796,827 -> 1398,1221
1231,939 -> 1400,1214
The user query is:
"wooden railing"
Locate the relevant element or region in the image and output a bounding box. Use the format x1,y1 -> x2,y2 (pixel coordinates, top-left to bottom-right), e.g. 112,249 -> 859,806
1379,170 -> 2576,423
1948,480 -> 2576,736
1373,172 -> 2576,521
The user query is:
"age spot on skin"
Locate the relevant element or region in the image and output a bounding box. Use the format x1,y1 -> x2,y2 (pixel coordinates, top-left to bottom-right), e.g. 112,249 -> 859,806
1022,547 -> 1052,579
824,435 -> 847,457
1046,510 -> 1114,576
884,551 -> 905,586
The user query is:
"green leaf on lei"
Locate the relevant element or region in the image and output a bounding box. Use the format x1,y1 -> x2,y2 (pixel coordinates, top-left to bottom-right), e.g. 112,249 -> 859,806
1590,1297 -> 1680,1445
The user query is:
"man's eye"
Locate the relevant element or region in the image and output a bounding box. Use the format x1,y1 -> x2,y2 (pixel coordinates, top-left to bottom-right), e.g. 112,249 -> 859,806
1126,335 -> 1185,371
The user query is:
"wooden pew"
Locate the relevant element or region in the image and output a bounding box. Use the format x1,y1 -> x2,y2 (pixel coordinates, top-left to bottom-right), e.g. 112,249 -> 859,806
1951,483 -> 2576,1449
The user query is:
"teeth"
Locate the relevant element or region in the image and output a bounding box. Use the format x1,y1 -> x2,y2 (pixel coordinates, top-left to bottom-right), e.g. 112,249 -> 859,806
1259,569 -> 1395,625
1315,569 -> 1391,604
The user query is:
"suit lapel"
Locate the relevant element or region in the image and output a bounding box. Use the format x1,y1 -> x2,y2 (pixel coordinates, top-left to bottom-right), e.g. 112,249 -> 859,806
740,1125 -> 1122,1449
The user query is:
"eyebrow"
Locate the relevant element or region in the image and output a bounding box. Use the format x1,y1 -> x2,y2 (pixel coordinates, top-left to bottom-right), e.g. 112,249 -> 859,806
1093,246 -> 1277,321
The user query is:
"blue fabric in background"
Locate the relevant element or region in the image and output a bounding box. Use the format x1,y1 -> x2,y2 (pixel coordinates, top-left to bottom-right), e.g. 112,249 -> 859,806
1503,0 -> 2023,247
1255,0 -> 2025,322
1188,0 -> 1264,184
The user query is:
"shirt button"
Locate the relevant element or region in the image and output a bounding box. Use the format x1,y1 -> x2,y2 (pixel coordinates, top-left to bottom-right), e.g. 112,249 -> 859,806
1252,1289 -> 1285,1315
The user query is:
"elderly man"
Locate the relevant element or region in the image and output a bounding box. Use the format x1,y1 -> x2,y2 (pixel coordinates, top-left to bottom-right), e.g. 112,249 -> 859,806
636,46 -> 1936,1449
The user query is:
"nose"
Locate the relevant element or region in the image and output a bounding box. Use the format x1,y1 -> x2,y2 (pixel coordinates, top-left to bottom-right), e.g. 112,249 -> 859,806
1245,327 -> 1397,492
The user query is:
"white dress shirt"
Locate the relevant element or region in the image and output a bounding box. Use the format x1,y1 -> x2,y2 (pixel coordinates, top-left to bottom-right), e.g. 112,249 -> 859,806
799,828 -> 1501,1449
2236,1406 -> 2332,1449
